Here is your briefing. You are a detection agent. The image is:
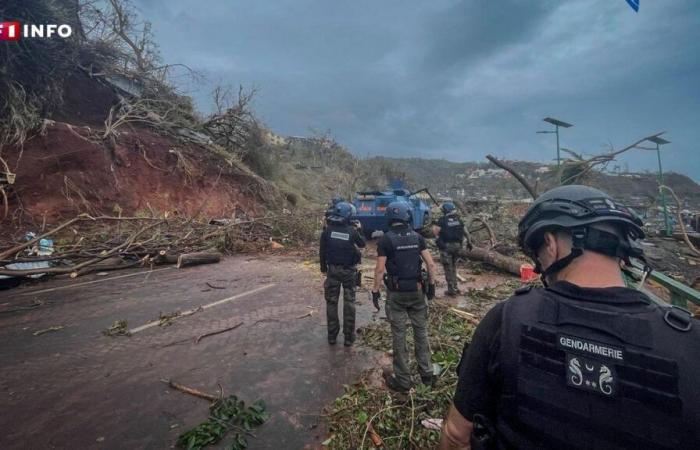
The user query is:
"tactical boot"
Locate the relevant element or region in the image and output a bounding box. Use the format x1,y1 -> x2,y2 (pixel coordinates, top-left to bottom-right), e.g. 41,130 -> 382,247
444,290 -> 458,297
344,334 -> 355,347
383,373 -> 410,393
328,335 -> 337,345
421,375 -> 436,387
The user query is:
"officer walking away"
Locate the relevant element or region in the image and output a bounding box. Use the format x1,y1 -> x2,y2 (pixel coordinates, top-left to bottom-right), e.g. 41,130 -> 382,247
320,201 -> 365,346
371,202 -> 438,392
433,201 -> 471,297
438,185 -> 700,450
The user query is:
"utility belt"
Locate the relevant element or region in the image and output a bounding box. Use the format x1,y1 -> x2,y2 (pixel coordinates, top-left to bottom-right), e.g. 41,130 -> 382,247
383,270 -> 428,293
328,264 -> 362,287
436,238 -> 462,250
328,264 -> 357,270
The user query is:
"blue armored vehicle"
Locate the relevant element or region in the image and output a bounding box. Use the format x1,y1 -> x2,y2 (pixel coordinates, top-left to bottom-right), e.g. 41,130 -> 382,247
352,185 -> 435,239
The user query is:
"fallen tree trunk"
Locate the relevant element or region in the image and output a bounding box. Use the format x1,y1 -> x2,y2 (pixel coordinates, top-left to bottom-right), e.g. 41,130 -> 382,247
177,251 -> 222,268
152,251 -> 179,265
461,246 -> 523,276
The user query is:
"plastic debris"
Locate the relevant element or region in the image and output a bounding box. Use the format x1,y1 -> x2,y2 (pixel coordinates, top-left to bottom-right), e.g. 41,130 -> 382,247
421,418 -> 443,430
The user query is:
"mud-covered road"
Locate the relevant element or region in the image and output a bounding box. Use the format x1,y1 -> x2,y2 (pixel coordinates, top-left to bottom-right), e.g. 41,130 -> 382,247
0,255 -> 383,449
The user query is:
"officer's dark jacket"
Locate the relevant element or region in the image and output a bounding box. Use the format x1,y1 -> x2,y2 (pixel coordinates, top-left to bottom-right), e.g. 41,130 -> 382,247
456,281 -> 700,450
437,212 -> 465,244
319,220 -> 365,269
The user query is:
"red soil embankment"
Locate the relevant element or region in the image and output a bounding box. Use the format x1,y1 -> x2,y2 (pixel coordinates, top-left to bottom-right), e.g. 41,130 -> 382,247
2,121 -> 260,227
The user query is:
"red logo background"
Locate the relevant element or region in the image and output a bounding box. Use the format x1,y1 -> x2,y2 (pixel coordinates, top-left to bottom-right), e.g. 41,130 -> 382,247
0,22 -> 21,41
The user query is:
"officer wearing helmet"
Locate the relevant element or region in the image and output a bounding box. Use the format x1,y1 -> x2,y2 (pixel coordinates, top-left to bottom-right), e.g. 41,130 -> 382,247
439,185 -> 700,450
320,201 -> 366,346
324,196 -> 345,220
371,201 -> 438,392
433,201 -> 471,297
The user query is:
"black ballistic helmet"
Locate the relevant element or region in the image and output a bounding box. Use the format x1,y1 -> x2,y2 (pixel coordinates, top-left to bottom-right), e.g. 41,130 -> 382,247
518,185 -> 644,275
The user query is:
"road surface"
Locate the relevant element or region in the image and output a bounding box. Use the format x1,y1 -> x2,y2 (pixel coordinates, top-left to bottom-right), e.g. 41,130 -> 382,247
0,255 -> 381,449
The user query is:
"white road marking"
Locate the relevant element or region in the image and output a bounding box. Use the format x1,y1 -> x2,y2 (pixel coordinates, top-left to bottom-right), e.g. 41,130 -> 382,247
19,267 -> 174,296
128,282 -> 277,334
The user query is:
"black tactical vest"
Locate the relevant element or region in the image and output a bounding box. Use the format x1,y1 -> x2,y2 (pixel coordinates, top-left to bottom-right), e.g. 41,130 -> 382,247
495,285 -> 700,450
385,228 -> 422,291
324,224 -> 359,266
439,213 -> 464,243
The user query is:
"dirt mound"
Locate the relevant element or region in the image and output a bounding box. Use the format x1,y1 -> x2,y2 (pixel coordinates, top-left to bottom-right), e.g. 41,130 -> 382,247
3,121 -> 265,228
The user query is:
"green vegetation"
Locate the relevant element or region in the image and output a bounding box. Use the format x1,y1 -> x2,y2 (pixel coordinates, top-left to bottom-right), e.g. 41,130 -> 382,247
326,302 -> 476,449
177,396 -> 268,450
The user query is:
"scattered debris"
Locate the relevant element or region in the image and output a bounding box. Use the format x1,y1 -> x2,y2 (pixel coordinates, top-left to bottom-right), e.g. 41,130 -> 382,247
195,322 -> 244,344
175,391 -> 268,450
205,282 -> 226,290
366,422 -> 385,448
421,418 -> 443,431
0,212 -> 319,283
103,320 -> 130,337
162,379 -> 219,402
33,325 -> 64,336
159,310 -> 182,327
176,252 -> 222,269
328,300 -> 481,449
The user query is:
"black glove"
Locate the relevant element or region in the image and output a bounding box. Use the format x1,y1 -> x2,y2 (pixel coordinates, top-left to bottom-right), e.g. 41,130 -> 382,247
321,265 -> 327,274
372,290 -> 381,311
466,241 -> 474,251
426,283 -> 436,300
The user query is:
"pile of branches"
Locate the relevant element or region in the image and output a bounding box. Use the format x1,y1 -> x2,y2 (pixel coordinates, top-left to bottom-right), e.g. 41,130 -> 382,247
0,210 -> 319,279
202,86 -> 257,154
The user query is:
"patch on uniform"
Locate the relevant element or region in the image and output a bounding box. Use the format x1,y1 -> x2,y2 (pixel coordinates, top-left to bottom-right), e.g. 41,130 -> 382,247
447,218 -> 461,227
565,353 -> 617,397
330,231 -> 350,241
557,334 -> 624,362
396,244 -> 419,250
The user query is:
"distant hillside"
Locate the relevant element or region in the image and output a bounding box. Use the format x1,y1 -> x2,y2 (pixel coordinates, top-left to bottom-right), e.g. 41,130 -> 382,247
259,132 -> 700,210
363,156 -> 700,209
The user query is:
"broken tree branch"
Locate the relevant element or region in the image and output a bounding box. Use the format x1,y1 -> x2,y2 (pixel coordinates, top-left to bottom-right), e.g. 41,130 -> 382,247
660,185 -> 700,256
161,379 -> 218,402
195,322 -> 243,344
486,155 -> 538,199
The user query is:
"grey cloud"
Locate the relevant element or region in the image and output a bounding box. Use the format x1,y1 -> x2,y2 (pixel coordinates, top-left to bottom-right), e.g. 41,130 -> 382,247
135,0 -> 700,179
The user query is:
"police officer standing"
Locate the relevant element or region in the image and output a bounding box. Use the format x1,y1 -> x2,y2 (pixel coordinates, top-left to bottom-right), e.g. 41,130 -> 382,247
371,202 -> 438,392
439,185 -> 700,450
433,202 -> 471,297
320,201 -> 366,346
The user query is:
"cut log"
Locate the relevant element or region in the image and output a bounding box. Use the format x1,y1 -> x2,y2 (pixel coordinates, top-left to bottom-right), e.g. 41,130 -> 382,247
176,251 -> 222,268
153,250 -> 179,265
461,246 -> 523,276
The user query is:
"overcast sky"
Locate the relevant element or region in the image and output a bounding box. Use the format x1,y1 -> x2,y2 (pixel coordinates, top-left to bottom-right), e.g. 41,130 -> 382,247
134,0 -> 700,179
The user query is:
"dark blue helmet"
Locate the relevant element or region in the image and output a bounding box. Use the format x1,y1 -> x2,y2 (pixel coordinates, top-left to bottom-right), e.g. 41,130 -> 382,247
333,202 -> 354,220
386,201 -> 412,223
441,202 -> 456,214
331,196 -> 344,206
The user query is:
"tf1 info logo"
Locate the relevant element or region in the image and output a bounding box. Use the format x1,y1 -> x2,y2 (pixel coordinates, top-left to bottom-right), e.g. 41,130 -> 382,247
0,22 -> 74,41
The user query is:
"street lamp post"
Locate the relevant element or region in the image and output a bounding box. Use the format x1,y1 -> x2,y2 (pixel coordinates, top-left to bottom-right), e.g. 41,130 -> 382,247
537,117 -> 573,183
647,136 -> 672,236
